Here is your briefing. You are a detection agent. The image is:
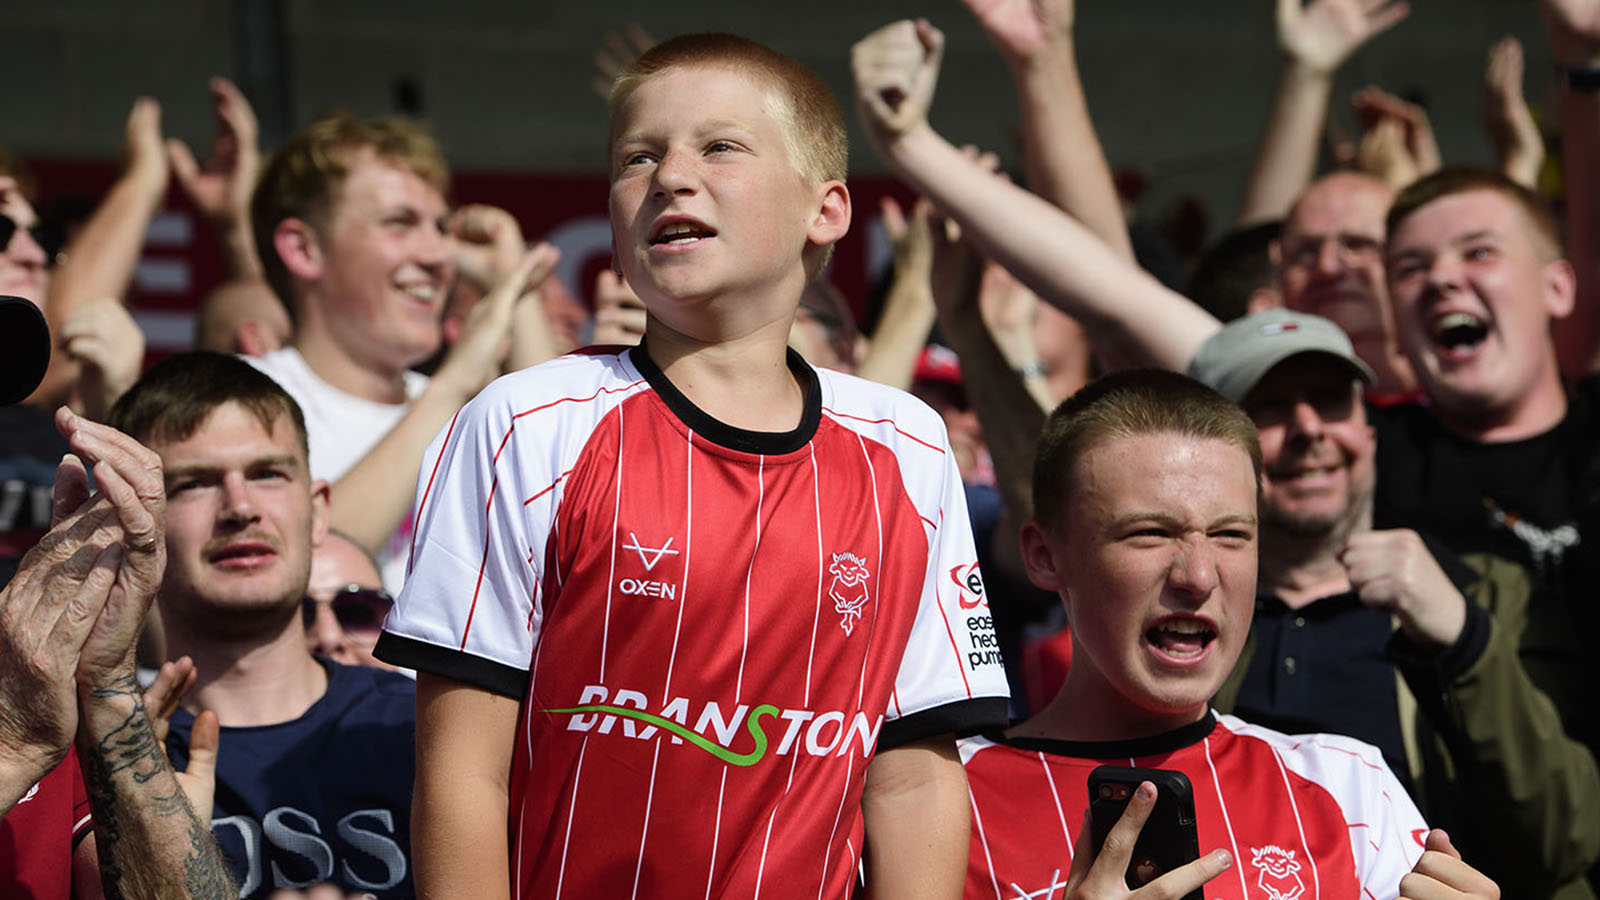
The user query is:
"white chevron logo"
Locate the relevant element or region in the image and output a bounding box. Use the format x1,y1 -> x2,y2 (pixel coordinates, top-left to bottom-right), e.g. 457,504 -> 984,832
622,533 -> 679,571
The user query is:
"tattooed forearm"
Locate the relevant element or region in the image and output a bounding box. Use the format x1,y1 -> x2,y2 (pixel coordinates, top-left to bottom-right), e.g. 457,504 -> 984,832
79,678 -> 236,899
96,706 -> 168,785
183,813 -> 235,899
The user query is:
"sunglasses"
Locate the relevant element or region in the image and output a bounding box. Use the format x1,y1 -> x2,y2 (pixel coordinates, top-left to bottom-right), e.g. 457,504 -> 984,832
302,585 -> 394,631
0,213 -> 60,261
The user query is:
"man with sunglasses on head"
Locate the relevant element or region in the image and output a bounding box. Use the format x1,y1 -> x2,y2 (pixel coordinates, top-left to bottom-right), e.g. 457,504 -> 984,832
107,351 -> 417,900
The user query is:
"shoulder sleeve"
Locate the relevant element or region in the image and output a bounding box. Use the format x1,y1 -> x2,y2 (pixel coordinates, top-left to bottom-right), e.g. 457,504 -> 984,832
1280,728 -> 1428,900
876,391 -> 1011,749
1229,718 -> 1428,900
375,379 -> 543,698
1350,748 -> 1428,900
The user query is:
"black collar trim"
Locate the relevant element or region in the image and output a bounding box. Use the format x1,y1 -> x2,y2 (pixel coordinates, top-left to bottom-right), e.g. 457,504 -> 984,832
991,712 -> 1218,759
631,337 -> 822,455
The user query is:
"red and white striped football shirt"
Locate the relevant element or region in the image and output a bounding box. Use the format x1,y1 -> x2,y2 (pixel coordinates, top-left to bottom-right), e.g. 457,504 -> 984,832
960,713 -> 1427,900
379,345 -> 1010,899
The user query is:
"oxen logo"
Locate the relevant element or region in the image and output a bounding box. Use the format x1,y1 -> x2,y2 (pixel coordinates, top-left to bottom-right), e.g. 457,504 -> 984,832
1250,845 -> 1305,900
828,552 -> 872,635
622,532 -> 679,571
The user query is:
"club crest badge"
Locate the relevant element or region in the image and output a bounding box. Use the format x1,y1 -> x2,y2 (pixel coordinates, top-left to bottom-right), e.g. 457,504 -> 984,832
1250,845 -> 1305,900
828,551 -> 872,636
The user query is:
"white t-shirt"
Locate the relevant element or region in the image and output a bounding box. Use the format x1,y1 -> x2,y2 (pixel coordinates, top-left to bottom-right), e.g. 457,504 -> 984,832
246,347 -> 428,592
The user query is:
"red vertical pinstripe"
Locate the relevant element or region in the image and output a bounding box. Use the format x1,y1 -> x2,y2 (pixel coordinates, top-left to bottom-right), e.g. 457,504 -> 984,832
460,422 -> 519,647
408,407 -> 461,576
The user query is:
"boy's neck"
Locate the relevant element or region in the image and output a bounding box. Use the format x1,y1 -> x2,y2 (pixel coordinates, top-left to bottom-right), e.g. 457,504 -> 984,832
643,317 -> 808,434
1010,669 -> 1208,744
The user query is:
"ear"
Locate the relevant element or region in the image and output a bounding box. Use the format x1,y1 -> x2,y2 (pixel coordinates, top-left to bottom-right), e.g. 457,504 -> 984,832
274,218 -> 325,283
308,478 -> 331,549
1017,519 -> 1066,593
1246,286 -> 1283,315
807,180 -> 852,248
1543,258 -> 1577,321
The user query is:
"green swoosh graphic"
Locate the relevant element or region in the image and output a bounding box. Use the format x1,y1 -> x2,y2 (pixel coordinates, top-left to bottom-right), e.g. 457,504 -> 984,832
543,702 -> 782,766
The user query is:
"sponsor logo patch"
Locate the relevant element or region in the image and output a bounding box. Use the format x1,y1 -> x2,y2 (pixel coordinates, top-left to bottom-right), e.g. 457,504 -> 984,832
544,684 -> 883,767
949,560 -> 986,609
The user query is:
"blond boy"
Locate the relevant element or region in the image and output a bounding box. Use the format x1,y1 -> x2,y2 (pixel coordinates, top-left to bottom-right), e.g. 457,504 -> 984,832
376,34 -> 1009,899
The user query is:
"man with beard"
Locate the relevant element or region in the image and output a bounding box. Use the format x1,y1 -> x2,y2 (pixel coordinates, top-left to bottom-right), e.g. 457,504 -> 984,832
108,353 -> 416,899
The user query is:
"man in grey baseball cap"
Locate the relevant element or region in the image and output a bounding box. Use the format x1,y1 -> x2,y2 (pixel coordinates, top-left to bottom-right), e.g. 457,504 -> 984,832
1187,308 -> 1372,406
1187,309 -> 1600,898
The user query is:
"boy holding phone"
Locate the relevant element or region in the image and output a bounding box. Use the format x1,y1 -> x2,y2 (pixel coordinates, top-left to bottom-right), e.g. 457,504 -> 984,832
953,369 -> 1492,900
375,32 -> 1010,899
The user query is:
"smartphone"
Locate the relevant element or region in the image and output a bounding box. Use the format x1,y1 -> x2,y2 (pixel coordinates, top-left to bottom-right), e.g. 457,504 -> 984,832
1088,765 -> 1202,900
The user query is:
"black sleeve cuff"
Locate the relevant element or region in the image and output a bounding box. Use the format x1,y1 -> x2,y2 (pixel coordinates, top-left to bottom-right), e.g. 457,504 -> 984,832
373,631 -> 530,699
1389,600 -> 1491,681
1417,531 -> 1481,593
878,697 -> 1010,750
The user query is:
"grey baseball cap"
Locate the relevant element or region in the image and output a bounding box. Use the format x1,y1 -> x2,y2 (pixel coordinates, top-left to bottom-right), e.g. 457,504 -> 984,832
1186,309 -> 1374,405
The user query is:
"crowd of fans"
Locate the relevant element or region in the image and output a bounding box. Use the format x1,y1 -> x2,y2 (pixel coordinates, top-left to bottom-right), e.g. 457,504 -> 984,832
2,0 -> 1597,897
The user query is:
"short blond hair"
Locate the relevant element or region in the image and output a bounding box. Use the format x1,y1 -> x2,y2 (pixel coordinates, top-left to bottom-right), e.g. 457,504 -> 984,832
1388,166 -> 1562,262
251,111 -> 450,305
608,33 -> 847,187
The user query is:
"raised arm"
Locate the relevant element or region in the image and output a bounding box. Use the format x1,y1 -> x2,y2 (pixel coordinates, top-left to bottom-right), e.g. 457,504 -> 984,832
443,204 -> 565,372
1350,85 -> 1441,189
852,19 -> 1216,372
1237,0 -> 1409,226
855,195 -> 937,389
963,0 -> 1132,262
167,78 -> 263,282
1541,0 -> 1600,375
30,99 -> 169,412
928,217 -> 1045,525
1481,37 -> 1545,190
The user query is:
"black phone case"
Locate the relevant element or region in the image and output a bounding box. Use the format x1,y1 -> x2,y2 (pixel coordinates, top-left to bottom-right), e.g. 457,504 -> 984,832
1088,765 -> 1203,900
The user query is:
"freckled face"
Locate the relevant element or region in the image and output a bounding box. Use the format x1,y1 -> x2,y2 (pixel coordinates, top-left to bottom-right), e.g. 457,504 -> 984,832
609,65 -> 838,334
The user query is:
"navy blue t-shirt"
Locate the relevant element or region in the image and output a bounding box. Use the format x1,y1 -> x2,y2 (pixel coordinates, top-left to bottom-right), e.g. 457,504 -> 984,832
167,661 -> 416,899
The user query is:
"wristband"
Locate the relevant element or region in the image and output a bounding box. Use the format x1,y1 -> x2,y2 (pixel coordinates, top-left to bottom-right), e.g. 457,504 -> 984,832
1014,361 -> 1048,378
1563,64 -> 1600,92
